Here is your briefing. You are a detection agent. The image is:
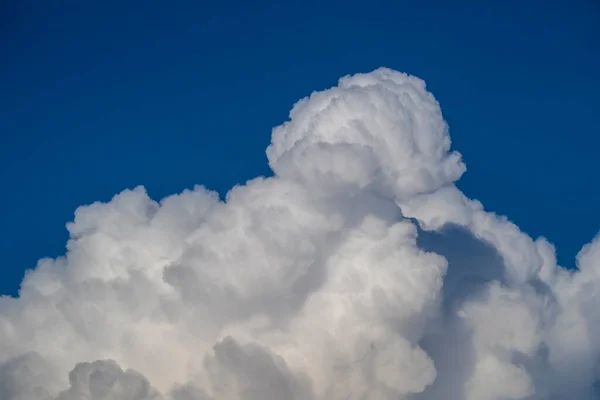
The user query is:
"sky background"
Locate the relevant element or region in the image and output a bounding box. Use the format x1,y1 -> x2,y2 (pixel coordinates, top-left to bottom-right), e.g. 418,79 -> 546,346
1,0 -> 598,296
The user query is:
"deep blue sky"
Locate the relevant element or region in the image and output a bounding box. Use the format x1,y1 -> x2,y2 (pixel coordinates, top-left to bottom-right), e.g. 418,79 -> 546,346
1,1 -> 598,296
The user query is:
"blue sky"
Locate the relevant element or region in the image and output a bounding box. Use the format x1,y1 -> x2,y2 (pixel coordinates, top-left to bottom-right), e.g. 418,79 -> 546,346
1,0 -> 598,296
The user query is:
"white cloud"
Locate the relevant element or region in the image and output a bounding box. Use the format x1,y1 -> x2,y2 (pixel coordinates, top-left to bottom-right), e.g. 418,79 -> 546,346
1,67 -> 599,399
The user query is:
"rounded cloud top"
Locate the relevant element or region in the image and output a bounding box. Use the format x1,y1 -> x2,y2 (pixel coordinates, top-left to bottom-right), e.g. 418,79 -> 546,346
267,68 -> 466,200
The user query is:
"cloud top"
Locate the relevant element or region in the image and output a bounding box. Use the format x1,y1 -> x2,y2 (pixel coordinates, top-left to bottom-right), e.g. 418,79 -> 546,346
267,69 -> 465,200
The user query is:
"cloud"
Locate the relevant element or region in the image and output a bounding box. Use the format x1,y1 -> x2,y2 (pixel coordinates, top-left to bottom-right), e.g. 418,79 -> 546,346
55,360 -> 162,400
0,67 -> 599,399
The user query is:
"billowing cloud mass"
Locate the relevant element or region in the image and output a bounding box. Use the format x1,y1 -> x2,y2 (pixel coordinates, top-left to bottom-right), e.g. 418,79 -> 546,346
1,68 -> 599,399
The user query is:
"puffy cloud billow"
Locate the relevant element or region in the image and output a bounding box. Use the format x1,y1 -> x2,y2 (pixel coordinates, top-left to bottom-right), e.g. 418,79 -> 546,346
1,68 -> 599,399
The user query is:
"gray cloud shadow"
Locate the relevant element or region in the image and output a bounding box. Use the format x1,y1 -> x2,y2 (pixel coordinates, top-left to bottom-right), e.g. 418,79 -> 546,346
412,222 -> 507,400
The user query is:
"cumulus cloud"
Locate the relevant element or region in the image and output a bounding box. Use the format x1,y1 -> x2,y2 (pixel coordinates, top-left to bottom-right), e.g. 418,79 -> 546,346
1,67 -> 599,399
